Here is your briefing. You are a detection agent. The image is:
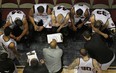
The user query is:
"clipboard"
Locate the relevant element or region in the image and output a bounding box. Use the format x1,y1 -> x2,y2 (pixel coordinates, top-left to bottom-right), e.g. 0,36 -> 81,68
26,50 -> 39,66
47,33 -> 63,43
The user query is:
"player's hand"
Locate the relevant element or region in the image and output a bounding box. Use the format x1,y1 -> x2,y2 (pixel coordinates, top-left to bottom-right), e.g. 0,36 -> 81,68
57,28 -> 61,32
91,25 -> 99,33
34,25 -> 39,31
103,33 -> 108,39
16,36 -> 22,41
40,59 -> 45,64
77,23 -> 83,29
38,26 -> 44,31
72,26 -> 77,31
10,34 -> 17,40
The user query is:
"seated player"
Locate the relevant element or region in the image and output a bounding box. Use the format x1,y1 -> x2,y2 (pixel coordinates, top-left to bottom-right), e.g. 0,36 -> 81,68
0,27 -> 20,65
29,3 -> 52,32
89,9 -> 116,47
70,4 -> 90,31
68,48 -> 102,73
3,10 -> 28,42
51,5 -> 70,35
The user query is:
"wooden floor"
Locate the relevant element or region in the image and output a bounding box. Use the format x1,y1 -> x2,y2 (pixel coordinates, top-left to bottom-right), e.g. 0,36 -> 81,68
18,68 -> 116,73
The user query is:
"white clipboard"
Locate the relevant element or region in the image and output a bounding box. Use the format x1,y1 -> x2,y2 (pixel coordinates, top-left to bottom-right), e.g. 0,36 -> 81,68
26,50 -> 39,66
47,33 -> 63,43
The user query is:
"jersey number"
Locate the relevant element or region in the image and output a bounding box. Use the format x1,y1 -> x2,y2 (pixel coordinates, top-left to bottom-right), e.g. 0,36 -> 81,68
81,67 -> 92,71
97,11 -> 107,16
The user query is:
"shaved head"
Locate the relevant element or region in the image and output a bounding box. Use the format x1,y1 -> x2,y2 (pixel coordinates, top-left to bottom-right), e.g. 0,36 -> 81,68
50,39 -> 57,49
56,14 -> 64,24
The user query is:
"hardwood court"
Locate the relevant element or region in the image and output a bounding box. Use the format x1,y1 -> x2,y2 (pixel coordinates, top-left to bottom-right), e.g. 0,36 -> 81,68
17,67 -> 116,73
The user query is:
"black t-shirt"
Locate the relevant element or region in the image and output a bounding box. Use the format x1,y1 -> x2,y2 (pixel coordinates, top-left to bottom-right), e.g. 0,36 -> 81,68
84,33 -> 114,64
0,58 -> 15,73
23,63 -> 49,73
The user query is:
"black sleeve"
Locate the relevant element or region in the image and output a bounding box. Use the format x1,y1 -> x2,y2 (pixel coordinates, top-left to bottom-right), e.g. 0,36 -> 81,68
41,63 -> 49,73
23,64 -> 31,73
23,67 -> 30,73
9,61 -> 15,73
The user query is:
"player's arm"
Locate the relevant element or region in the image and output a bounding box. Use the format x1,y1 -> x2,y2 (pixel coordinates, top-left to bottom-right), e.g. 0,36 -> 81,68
3,20 -> 11,29
51,11 -> 57,26
57,13 -> 70,32
70,7 -> 77,31
93,59 -> 102,73
83,9 -> 90,24
47,5 -> 52,15
68,58 -> 79,70
91,23 -> 108,39
9,42 -> 20,59
29,7 -> 39,31
77,9 -> 90,28
70,7 -> 75,25
37,15 -> 52,31
3,21 -> 16,39
16,18 -> 28,41
29,7 -> 36,26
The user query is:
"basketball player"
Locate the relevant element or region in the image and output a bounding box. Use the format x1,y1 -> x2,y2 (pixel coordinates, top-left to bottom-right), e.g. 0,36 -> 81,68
68,48 -> 102,73
70,4 -> 90,31
90,9 -> 116,47
90,9 -> 115,36
3,10 -> 28,41
29,3 -> 52,32
51,5 -> 70,35
0,27 -> 20,62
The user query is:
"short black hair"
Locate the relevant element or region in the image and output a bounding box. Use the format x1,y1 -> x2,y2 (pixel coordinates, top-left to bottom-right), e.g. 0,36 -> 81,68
94,20 -> 102,30
4,27 -> 12,36
37,6 -> 44,13
15,19 -> 23,26
30,58 -> 39,67
79,48 -> 88,56
76,9 -> 83,16
82,31 -> 91,38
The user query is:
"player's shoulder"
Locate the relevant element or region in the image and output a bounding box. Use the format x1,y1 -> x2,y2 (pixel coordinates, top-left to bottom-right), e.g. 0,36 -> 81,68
9,42 -> 15,49
0,32 -> 3,35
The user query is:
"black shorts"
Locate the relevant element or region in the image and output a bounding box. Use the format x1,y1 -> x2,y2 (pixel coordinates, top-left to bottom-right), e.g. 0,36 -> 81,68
52,26 -> 69,36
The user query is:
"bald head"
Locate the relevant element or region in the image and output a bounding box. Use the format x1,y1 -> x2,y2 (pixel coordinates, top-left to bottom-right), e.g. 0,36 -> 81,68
50,39 -> 57,49
56,14 -> 64,24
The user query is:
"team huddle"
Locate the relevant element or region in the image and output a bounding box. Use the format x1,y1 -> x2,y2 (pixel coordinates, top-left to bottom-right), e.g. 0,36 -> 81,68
0,3 -> 116,73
